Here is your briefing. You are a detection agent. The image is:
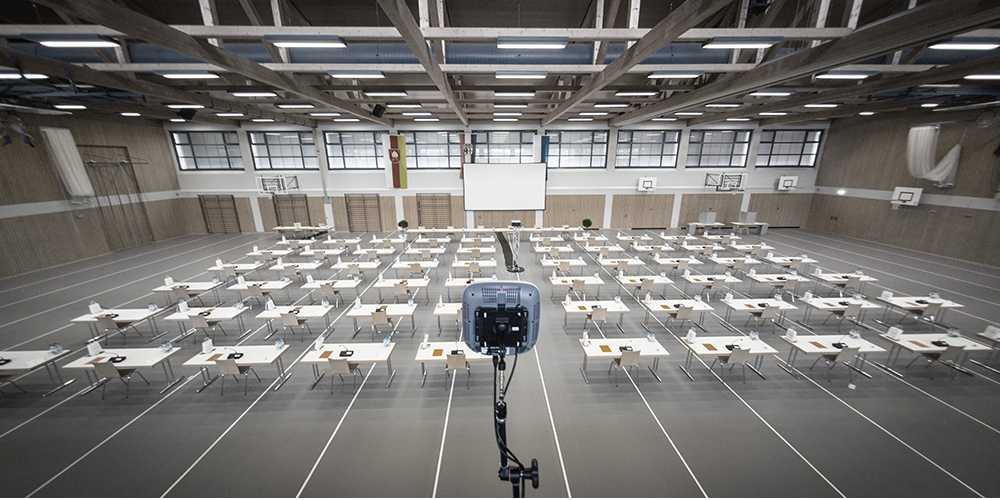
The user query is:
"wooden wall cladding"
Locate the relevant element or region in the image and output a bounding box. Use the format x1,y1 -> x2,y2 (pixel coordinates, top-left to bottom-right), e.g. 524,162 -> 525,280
544,195 -> 605,227
678,193 -> 742,226
748,193 -> 813,228
610,194 -> 673,229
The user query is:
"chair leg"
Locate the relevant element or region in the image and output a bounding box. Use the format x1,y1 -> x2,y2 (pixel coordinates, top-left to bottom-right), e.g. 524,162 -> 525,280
809,357 -> 822,371
905,355 -> 922,370
220,375 -> 225,396
249,367 -> 262,383
135,370 -> 150,385
123,378 -> 130,399
244,374 -> 249,396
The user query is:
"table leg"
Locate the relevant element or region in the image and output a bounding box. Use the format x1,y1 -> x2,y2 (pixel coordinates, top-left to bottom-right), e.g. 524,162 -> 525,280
195,367 -> 220,393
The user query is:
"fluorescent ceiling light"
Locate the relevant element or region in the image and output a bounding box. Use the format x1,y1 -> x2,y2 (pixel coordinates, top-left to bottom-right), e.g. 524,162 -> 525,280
749,90 -> 792,97
216,113 -> 244,117
267,36 -> 346,49
675,111 -> 703,116
120,112 -> 141,117
160,72 -> 219,79
651,117 -> 677,121
494,104 -> 527,109
334,118 -> 361,122
166,104 -> 205,109
328,70 -> 385,79
836,188 -> 847,196
815,71 -> 875,80
496,71 -> 547,80
726,117 -> 751,121
919,83 -> 961,88
579,112 -> 608,116
964,74 -> 1000,80
568,118 -> 593,122
495,91 -> 535,97
0,72 -> 47,80
252,118 -> 275,122
231,91 -> 278,97
277,103 -> 315,109
0,73 -> 23,80
929,38 -> 1000,51
169,118 -> 186,122
858,111 -> 876,116
758,111 -> 788,116
921,103 -> 940,108
615,91 -> 657,97
804,103 -> 838,108
648,71 -> 703,79
497,37 -> 568,50
702,37 -> 783,49
36,38 -> 119,48
705,103 -> 741,108
53,104 -> 86,110
402,112 -> 432,116
364,91 -> 408,97
493,118 -> 519,122
386,104 -> 421,109
414,118 -> 440,122
493,112 -> 522,116
594,103 -> 629,108
309,112 -> 341,117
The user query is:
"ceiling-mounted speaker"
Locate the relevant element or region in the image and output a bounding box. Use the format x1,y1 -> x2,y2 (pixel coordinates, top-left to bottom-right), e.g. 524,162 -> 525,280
371,104 -> 386,118
177,109 -> 197,120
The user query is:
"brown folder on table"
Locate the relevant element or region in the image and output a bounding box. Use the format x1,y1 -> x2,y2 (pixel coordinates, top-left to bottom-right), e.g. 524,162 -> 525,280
207,353 -> 223,362
703,343 -> 717,351
809,341 -> 826,349
910,340 -> 929,348
319,351 -> 334,359
578,305 -> 588,311
599,345 -> 612,353
432,349 -> 444,357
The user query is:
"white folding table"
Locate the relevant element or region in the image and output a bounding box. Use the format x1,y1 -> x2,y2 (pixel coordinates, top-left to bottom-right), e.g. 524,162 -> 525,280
433,302 -> 463,336
371,277 -> 430,303
256,304 -> 335,338
721,297 -> 797,323
681,336 -> 778,381
641,298 -> 714,325
880,333 -> 990,369
549,275 -> 604,299
152,281 -> 224,305
226,280 -> 292,303
301,342 -> 397,388
800,295 -> 881,323
780,334 -> 884,378
183,344 -> 290,392
65,346 -> 185,394
562,299 -> 630,329
578,337 -> 668,383
415,341 -> 490,387
162,305 -> 251,339
877,295 -> 964,323
346,303 -> 418,337
207,261 -> 264,280
0,349 -> 75,396
71,307 -> 164,341
444,276 -> 498,300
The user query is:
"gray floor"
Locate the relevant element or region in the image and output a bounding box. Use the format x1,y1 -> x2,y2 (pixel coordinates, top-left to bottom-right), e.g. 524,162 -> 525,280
0,227 -> 998,498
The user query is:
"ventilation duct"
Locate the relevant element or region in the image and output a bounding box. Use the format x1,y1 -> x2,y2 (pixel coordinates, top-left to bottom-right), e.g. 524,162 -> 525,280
39,127 -> 95,198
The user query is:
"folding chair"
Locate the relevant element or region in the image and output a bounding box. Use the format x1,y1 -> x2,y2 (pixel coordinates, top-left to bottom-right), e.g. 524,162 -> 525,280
468,262 -> 481,278
407,262 -> 424,279
669,306 -> 694,330
906,344 -> 964,379
921,302 -> 943,323
557,261 -> 571,275
749,305 -> 781,332
609,350 -> 641,386
393,282 -> 413,303
585,307 -> 608,330
241,287 -> 265,308
216,358 -> 261,396
370,310 -> 394,342
811,346 -> 860,382
325,358 -> 361,393
824,303 -> 862,331
839,276 -> 862,296
471,248 -> 482,259
709,346 -> 752,383
191,313 -> 227,340
637,278 -> 656,298
315,283 -> 342,307
92,360 -> 148,400
281,312 -> 313,336
570,279 -> 586,299
445,353 -> 472,389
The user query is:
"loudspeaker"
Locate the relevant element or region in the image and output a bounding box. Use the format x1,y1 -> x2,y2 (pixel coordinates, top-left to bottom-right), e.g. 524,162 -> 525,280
371,104 -> 386,118
177,109 -> 198,120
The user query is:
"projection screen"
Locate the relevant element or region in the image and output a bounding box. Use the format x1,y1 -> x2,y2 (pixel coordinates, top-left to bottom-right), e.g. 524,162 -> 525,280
462,163 -> 547,211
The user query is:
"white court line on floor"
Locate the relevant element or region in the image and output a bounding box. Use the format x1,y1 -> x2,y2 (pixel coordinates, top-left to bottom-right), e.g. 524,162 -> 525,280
0,234 -> 259,330
430,367 -> 456,498
3,234 -> 270,349
295,364 -> 375,498
796,230 -> 1000,272
0,385 -> 91,441
26,376 -> 196,497
762,234 -> 1000,324
788,230 -> 1000,280
786,361 -> 985,498
773,232 -> 1000,293
0,235 -> 248,311
0,235 -> 214,295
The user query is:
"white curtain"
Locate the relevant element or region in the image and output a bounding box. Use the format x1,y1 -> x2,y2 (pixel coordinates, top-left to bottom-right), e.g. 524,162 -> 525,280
39,127 -> 95,198
906,125 -> 961,188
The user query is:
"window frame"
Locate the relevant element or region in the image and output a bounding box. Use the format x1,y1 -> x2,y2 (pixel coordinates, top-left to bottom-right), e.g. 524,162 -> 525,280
470,130 -> 535,164
402,130 -> 463,169
170,131 -> 244,171
545,130 -> 608,169
755,129 -> 823,168
323,130 -> 388,170
247,130 -> 319,171
615,129 -> 681,169
685,129 -> 753,169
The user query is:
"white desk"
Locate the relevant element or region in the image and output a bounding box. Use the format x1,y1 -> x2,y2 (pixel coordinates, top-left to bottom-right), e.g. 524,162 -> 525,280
346,303 -> 418,337
331,259 -> 382,278
392,259 -> 439,277
353,247 -> 396,256
246,248 -> 295,258
707,256 -> 762,271
457,246 -> 497,255
404,247 -> 447,256
730,221 -> 769,235
800,296 -> 881,323
227,280 -> 292,303
652,256 -> 704,269
573,233 -> 608,243
682,274 -> 742,297
881,333 -> 990,368
641,298 -> 714,325
444,276 -> 498,300
299,247 -> 346,258
549,275 -> 604,299
414,236 -> 452,245
659,233 -> 698,242
301,278 -> 362,305
578,337 -> 668,383
183,344 -> 290,393
762,255 -> 819,269
372,277 -> 430,303
721,297 -> 797,323
533,245 -> 574,254
584,244 -> 626,254
321,237 -> 362,246
618,274 -> 673,296
680,243 -> 725,254
877,296 -> 963,323
452,259 -> 498,275
681,336 -> 778,380
269,261 -> 324,280
616,234 -> 654,242
207,261 -> 264,279
415,341 -> 490,386
730,242 -> 775,254
598,257 -> 645,269
370,235 -> 407,245
152,281 -> 224,304
71,307 -> 164,339
631,243 -> 675,253
163,305 -> 250,339
0,349 -> 74,395
433,302 -> 463,335
747,273 -> 811,293
528,235 -> 565,243
461,236 -> 495,244
810,272 -> 878,294
541,257 -> 588,269
276,238 -> 316,247
413,227 -> 458,235
256,305 -> 334,338
686,221 -> 725,235
301,342 -> 397,388
65,346 -> 184,393
562,299 -> 630,328
702,234 -> 741,241
780,334 -> 884,376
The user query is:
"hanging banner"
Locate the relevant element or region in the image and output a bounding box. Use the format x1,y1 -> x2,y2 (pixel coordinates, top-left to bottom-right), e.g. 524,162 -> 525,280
460,132 -> 473,179
388,134 -> 408,189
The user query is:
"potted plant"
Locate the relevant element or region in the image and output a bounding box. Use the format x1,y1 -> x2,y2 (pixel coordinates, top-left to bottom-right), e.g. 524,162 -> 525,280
397,219 -> 409,232
581,218 -> 593,230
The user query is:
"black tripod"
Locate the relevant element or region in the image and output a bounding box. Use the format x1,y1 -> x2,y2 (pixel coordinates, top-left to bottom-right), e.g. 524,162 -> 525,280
493,353 -> 539,497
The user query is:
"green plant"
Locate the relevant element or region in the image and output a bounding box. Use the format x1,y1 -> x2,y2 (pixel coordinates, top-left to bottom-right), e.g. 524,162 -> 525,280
581,218 -> 593,229
397,219 -> 409,229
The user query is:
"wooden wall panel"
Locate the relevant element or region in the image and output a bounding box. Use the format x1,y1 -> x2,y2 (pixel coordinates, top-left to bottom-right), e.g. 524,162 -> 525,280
307,196 -> 326,226
257,196 -> 278,232
0,208 -> 110,277
678,193 -> 742,226
473,210 -> 536,228
331,196 -> 349,232
145,198 -> 206,239
234,197 -> 255,233
402,196 -> 418,226
450,196 -> 466,228
544,195 -> 605,228
610,194 -> 673,229
805,194 -> 1000,266
379,195 -> 397,232
748,193 -> 813,228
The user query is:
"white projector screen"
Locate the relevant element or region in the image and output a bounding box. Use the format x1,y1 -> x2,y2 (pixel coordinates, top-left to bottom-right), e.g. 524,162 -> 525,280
463,163 -> 547,211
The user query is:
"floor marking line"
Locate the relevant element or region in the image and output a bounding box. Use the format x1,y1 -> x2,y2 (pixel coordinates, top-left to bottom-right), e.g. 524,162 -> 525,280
26,376 -> 195,497
794,230 -> 1000,272
0,386 -> 90,441
295,363 -> 375,498
531,346 -> 573,498
431,368 -> 456,498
